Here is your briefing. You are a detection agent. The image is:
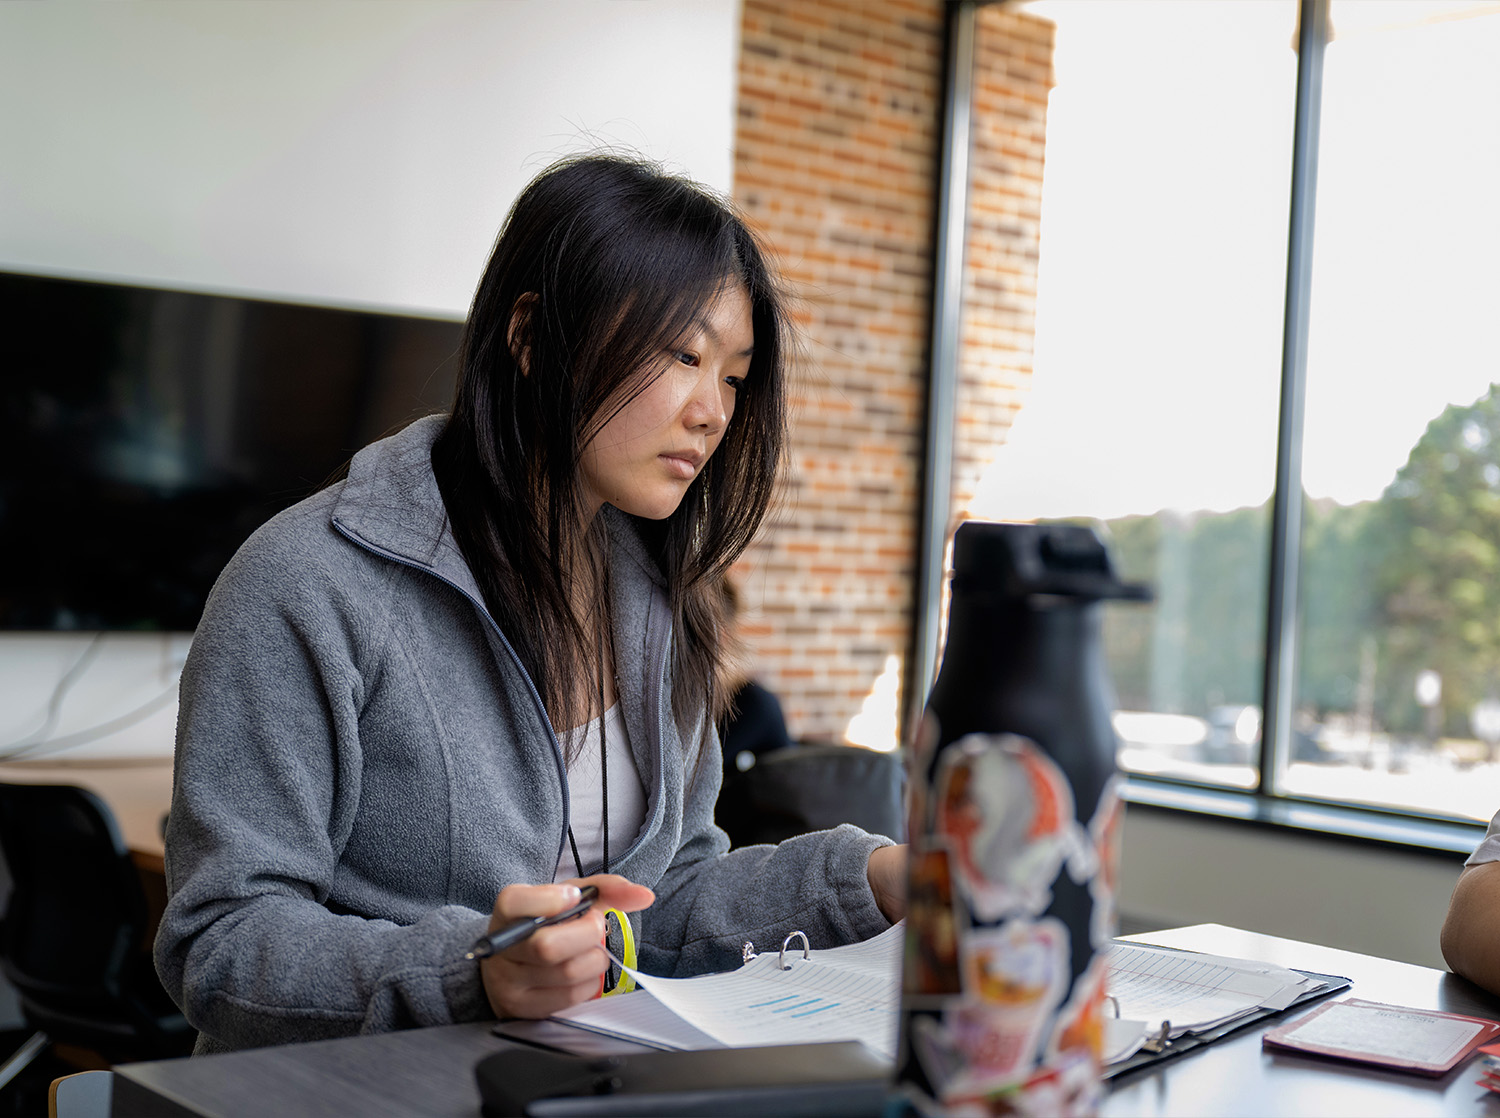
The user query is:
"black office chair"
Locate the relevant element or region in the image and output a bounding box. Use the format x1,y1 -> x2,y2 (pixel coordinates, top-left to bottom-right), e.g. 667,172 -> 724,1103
0,784 -> 194,1091
716,744 -> 907,848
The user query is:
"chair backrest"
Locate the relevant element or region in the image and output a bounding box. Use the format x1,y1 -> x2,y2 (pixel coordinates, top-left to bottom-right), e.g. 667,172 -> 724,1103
0,783 -> 149,1025
49,1068 -> 113,1118
715,744 -> 907,848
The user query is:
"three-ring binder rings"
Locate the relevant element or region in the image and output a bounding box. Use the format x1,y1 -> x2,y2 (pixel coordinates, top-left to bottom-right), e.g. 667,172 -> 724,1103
550,922 -> 906,1060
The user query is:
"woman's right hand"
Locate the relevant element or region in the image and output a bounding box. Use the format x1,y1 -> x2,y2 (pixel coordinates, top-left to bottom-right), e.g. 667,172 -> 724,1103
480,874 -> 655,1019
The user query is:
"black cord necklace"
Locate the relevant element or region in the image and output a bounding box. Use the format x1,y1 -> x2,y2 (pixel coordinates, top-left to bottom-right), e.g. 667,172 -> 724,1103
563,743 -> 607,878
564,614 -> 614,989
565,616 -> 610,879
564,739 -> 607,879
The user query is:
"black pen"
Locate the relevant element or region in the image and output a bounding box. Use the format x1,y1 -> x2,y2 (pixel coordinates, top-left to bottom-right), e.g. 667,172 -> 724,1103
465,884 -> 600,961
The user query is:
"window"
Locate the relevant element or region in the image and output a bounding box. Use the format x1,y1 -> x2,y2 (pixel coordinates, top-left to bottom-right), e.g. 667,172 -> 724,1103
1290,0 -> 1500,821
973,0 -> 1500,825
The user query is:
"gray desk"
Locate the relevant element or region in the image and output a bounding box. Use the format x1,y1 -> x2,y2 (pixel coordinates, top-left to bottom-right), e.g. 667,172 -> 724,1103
113,924 -> 1500,1118
1101,924 -> 1500,1117
114,1019 -> 510,1118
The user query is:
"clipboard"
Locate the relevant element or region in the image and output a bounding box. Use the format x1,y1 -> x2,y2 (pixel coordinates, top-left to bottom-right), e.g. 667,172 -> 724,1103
1105,966 -> 1352,1080
475,1041 -> 890,1118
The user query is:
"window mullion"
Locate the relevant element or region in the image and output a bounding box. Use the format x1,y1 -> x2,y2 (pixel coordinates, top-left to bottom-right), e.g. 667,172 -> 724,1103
1259,0 -> 1330,796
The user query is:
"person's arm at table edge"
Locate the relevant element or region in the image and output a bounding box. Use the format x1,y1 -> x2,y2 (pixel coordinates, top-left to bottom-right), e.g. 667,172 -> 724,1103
1441,860 -> 1500,995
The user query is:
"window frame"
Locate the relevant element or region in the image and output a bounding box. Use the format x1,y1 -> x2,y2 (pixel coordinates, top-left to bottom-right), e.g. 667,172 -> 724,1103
914,0 -> 1490,853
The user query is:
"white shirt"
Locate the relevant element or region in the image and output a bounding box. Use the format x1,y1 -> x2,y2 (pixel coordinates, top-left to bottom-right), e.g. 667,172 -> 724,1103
1468,808 -> 1500,866
554,703 -> 648,881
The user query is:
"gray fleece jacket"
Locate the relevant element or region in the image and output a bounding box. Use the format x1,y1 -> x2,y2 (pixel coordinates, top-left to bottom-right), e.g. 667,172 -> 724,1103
154,415 -> 893,1053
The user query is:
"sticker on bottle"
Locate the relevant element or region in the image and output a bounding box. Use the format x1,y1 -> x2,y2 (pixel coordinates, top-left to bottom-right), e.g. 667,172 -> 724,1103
1041,953 -> 1109,1116
934,733 -> 1081,921
962,918 -> 1070,1014
931,916 -> 1071,1100
904,843 -> 965,1000
1003,1057 -> 1102,1118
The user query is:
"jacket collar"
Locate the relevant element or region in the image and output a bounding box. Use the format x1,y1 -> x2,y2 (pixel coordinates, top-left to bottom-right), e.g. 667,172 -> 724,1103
330,414 -> 486,603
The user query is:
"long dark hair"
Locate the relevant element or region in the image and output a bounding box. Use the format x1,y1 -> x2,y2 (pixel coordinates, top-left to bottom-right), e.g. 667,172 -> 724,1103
431,154 -> 787,753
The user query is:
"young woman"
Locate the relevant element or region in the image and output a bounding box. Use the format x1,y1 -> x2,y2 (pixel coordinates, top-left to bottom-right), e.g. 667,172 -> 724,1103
154,154 -> 905,1054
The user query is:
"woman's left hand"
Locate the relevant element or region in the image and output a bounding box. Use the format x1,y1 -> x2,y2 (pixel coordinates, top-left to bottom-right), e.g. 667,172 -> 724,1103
866,844 -> 907,922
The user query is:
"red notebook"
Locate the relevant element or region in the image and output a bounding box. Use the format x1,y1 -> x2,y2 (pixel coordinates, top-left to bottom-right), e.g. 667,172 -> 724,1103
1262,998 -> 1500,1076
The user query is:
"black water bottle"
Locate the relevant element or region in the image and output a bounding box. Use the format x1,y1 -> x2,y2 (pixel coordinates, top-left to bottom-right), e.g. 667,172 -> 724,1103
897,521 -> 1150,1116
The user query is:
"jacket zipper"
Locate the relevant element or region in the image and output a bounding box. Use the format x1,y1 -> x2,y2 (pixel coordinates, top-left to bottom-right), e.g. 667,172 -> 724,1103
331,521 -> 573,874
332,519 -> 674,878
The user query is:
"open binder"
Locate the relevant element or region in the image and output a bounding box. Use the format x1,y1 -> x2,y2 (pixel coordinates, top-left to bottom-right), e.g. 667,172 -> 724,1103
482,929 -> 899,1117
531,924 -> 903,1060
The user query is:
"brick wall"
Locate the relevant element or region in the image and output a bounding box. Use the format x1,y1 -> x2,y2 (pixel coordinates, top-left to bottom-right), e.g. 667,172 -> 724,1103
953,7 -> 1055,516
731,0 -> 1054,745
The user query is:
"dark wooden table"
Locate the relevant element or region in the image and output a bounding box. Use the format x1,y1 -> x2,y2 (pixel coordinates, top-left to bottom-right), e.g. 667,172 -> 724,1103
112,923 -> 1500,1117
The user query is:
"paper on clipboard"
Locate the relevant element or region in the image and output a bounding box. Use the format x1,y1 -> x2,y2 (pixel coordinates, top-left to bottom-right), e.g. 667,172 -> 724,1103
1106,942 -> 1326,1038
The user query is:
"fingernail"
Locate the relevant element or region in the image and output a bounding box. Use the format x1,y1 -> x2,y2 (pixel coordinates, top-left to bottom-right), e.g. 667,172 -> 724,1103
564,885 -> 582,901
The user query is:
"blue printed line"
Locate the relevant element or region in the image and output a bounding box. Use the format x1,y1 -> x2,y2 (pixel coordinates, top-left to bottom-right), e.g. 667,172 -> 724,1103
790,1003 -> 840,1018
771,999 -> 823,1014
747,995 -> 800,1008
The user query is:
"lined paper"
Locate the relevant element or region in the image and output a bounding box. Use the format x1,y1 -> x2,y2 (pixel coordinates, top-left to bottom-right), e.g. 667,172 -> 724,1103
1107,942 -> 1319,1035
628,937 -> 901,1059
555,922 -> 903,1060
552,927 -> 1324,1067
552,986 -> 724,1051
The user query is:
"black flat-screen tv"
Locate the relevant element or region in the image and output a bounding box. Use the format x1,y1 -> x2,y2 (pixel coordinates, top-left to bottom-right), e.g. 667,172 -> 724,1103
0,270 -> 464,631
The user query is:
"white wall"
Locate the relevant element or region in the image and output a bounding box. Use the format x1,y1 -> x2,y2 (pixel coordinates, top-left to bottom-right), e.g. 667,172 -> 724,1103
0,0 -> 740,315
0,0 -> 741,760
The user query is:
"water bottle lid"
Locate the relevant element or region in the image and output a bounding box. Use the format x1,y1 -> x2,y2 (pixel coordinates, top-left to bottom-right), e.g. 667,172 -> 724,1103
951,520 -> 1153,601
